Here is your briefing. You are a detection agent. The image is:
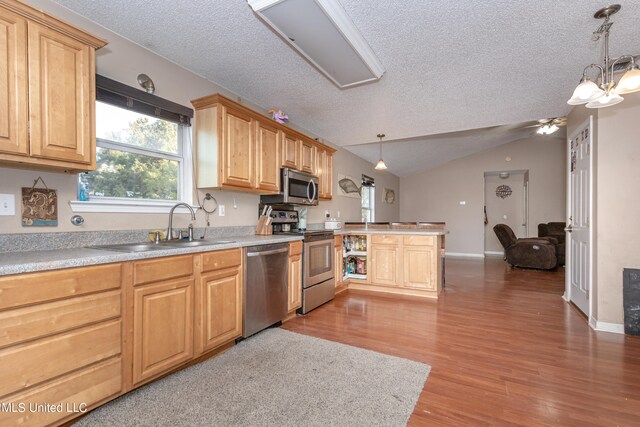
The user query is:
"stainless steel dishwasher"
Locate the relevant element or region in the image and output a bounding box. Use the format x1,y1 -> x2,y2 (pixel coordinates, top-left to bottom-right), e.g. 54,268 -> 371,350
243,243 -> 289,338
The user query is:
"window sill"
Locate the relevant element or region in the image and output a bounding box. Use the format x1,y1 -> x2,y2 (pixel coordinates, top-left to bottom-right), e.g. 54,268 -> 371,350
69,199 -> 198,214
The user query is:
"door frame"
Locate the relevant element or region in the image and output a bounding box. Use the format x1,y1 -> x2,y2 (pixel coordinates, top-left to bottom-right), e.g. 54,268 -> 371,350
564,115 -> 594,321
483,169 -> 529,256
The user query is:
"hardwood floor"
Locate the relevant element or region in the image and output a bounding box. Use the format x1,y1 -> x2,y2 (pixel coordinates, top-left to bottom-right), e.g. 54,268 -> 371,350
282,257 -> 640,426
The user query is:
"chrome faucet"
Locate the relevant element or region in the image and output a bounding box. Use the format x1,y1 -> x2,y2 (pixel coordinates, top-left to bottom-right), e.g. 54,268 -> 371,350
167,203 -> 197,241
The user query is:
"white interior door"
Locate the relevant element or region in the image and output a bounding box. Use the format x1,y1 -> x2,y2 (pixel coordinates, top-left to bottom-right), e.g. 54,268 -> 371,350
567,117 -> 592,315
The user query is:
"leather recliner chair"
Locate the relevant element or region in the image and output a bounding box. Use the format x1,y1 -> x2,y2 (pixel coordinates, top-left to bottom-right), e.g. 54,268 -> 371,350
493,224 -> 558,270
538,222 -> 566,266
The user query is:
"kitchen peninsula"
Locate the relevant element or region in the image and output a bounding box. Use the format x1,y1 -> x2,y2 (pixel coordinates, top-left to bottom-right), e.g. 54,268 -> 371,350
334,222 -> 448,299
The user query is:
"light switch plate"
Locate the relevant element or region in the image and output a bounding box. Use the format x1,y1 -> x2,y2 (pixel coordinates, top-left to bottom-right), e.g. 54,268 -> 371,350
0,194 -> 16,216
218,205 -> 225,216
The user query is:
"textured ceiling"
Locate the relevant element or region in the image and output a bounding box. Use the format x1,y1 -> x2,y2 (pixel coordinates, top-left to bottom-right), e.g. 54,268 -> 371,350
51,0 -> 640,175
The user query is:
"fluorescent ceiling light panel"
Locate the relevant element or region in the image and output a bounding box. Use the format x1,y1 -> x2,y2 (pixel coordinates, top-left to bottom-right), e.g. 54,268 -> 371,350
248,0 -> 385,88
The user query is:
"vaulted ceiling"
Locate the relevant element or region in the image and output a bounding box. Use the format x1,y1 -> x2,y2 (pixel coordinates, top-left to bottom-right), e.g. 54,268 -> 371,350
52,0 -> 640,176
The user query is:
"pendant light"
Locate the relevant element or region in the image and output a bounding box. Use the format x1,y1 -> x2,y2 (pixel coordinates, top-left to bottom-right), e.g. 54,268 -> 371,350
374,133 -> 387,170
567,5 -> 640,109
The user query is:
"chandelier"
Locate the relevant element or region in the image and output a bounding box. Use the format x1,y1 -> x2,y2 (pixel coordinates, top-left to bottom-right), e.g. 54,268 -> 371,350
567,4 -> 640,109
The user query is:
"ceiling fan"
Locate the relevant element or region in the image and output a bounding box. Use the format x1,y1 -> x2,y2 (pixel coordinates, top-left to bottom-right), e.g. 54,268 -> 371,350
525,117 -> 567,135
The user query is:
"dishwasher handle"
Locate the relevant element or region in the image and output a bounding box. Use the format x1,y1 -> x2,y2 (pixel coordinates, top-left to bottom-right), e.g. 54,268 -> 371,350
246,248 -> 289,257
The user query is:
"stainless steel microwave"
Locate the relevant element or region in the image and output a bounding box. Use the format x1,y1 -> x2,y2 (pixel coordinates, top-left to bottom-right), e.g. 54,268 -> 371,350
260,168 -> 319,206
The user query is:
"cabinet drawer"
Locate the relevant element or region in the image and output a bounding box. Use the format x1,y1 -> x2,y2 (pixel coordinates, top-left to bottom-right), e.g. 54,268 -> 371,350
3,357 -> 121,426
201,249 -> 242,273
0,290 -> 121,349
289,240 -> 303,256
0,320 -> 121,397
403,235 -> 435,246
133,255 -> 193,286
0,263 -> 122,311
371,234 -> 402,245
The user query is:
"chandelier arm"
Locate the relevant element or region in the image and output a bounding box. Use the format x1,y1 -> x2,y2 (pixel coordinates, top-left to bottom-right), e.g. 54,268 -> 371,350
582,64 -> 605,85
610,55 -> 637,72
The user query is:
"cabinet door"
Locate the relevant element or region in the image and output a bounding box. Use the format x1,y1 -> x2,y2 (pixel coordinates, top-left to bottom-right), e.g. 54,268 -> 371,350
324,151 -> 333,199
256,121 -> 280,193
300,140 -> 316,174
27,21 -> 93,165
371,244 -> 402,287
133,278 -> 193,385
0,8 -> 27,156
287,254 -> 302,312
403,246 -> 435,290
281,132 -> 301,170
197,267 -> 243,354
221,106 -> 255,189
334,246 -> 343,288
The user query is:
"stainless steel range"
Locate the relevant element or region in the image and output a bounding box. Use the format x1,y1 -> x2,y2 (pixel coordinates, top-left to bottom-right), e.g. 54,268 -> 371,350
267,208 -> 335,313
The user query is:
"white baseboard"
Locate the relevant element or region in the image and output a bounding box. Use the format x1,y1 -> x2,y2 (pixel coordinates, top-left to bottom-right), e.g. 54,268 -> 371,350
445,252 -> 485,258
562,292 -> 569,302
484,251 -> 504,257
591,320 -> 625,334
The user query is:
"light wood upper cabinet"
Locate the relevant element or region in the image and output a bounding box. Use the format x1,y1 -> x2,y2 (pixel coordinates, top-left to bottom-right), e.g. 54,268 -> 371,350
221,106 -> 256,189
0,7 -> 27,156
132,277 -> 194,386
300,139 -> 316,174
316,147 -> 333,199
281,132 -> 301,170
192,93 -> 335,195
0,0 -> 106,171
256,121 -> 280,193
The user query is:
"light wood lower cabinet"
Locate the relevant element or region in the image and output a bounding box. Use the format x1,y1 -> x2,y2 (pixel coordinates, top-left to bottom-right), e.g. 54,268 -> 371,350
371,244 -> 402,287
287,241 -> 303,313
132,277 -> 194,386
0,263 -> 123,427
403,245 -> 436,290
349,233 -> 443,298
334,236 -> 343,289
195,266 -> 243,355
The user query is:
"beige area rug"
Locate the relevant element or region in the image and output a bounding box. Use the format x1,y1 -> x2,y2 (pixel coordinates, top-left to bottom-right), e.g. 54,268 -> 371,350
75,328 -> 430,426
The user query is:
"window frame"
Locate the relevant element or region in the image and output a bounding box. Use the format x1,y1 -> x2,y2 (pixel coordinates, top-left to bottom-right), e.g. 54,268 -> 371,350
361,175 -> 375,223
71,76 -> 195,214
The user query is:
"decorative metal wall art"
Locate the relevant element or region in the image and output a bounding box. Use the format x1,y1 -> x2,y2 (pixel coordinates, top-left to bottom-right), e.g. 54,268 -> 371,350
495,184 -> 513,199
22,177 -> 58,227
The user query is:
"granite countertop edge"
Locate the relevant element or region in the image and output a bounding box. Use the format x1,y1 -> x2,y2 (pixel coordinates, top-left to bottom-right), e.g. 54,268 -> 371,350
0,234 -> 303,276
334,229 -> 449,235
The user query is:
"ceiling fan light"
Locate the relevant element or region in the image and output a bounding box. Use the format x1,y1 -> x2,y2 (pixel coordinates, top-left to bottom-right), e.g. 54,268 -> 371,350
585,91 -> 624,108
568,79 -> 605,105
375,159 -> 387,170
537,124 -> 560,135
615,67 -> 640,94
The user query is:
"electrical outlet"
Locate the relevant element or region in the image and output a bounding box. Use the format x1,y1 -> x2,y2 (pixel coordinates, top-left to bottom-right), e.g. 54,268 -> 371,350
0,194 -> 16,216
218,205 -> 225,216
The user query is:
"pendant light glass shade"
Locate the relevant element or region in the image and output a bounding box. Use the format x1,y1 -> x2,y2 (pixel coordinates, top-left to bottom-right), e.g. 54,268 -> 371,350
375,159 -> 387,170
567,78 -> 605,105
615,67 -> 640,94
374,133 -> 387,170
585,91 -> 624,109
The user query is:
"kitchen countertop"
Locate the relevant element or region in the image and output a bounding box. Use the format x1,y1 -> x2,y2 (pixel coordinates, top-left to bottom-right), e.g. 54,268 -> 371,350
0,234 -> 303,277
334,229 -> 448,236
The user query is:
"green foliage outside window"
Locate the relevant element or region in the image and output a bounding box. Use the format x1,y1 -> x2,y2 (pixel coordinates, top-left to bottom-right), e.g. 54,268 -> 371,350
84,112 -> 181,201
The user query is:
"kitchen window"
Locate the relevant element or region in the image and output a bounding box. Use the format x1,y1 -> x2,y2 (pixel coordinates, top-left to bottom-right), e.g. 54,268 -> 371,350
361,175 -> 375,222
72,76 -> 194,213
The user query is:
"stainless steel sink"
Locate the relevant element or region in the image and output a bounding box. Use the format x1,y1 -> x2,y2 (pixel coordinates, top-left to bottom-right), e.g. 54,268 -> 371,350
160,239 -> 235,247
88,239 -> 237,253
88,243 -> 169,253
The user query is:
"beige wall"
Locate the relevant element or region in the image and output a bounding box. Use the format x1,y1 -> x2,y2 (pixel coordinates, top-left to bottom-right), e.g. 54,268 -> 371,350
399,136 -> 566,255
0,0 -> 398,234
590,92 -> 640,325
484,172 -> 527,253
